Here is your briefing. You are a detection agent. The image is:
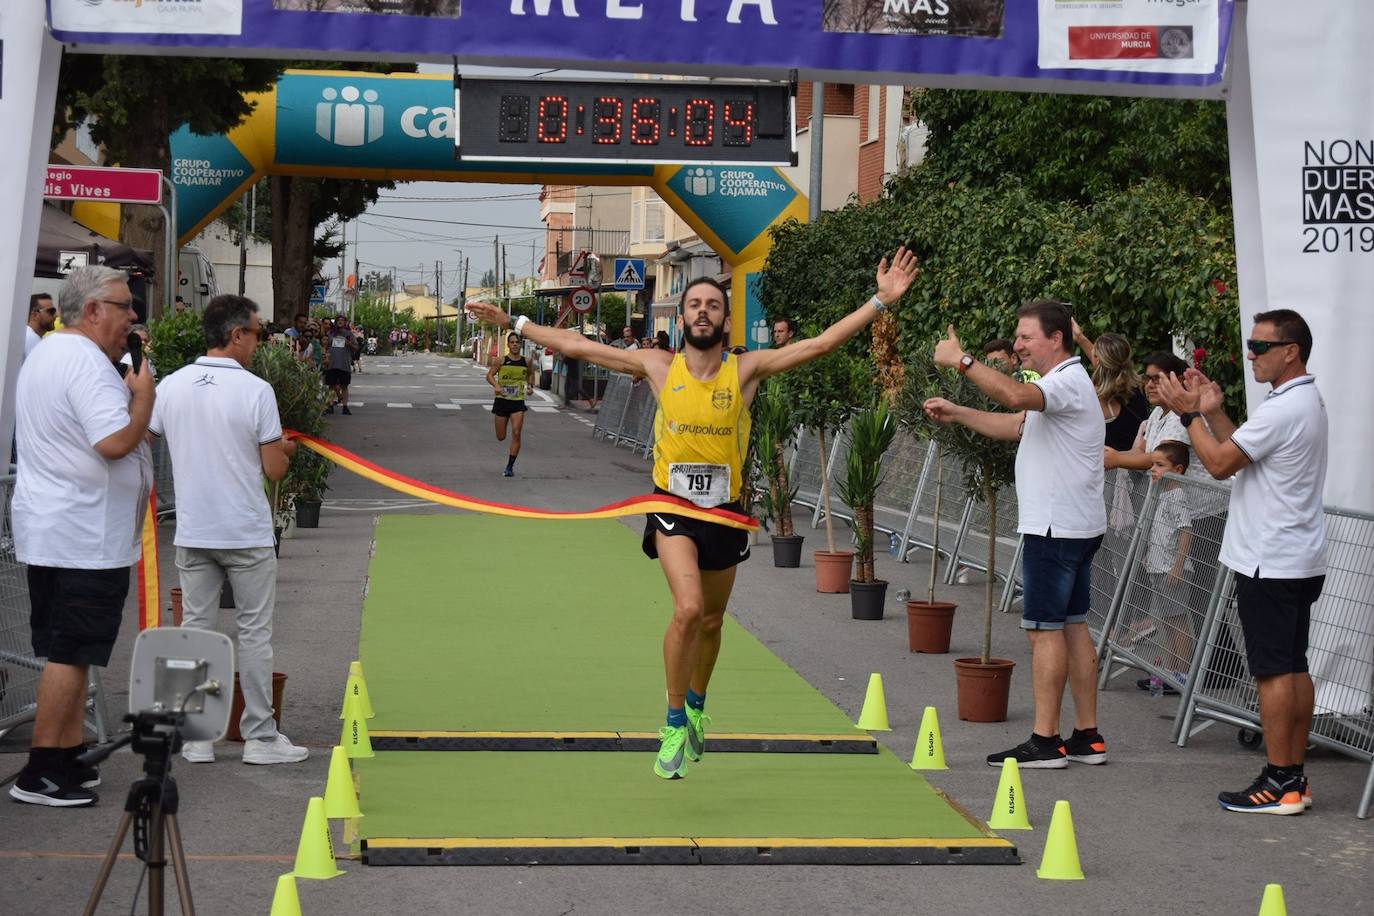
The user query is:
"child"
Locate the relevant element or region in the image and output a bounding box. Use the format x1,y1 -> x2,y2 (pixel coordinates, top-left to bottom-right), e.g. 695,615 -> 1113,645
1139,441 -> 1196,680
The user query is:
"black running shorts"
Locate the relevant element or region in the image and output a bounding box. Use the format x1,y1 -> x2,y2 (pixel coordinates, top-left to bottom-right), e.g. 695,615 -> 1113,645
642,490 -> 750,571
28,565 -> 130,667
324,368 -> 352,388
492,397 -> 528,418
1234,573 -> 1325,677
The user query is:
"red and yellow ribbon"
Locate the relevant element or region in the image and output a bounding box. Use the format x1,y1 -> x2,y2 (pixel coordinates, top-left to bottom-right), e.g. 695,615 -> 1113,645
287,432 -> 759,532
137,488 -> 160,629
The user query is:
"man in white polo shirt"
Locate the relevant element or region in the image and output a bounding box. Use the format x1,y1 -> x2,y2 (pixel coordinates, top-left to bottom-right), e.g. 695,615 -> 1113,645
1158,309 -> 1327,815
150,294 -> 308,766
9,266 -> 153,807
924,299 -> 1108,770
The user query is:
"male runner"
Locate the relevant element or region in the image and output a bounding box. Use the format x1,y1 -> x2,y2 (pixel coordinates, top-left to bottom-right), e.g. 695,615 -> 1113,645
467,247 -> 919,779
486,332 -> 536,477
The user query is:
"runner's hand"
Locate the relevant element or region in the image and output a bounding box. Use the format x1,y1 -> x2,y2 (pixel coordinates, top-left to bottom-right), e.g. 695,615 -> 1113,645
466,302 -> 510,328
875,246 -> 920,306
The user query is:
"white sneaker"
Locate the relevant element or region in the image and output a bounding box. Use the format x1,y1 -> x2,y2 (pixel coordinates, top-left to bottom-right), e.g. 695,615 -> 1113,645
242,734 -> 310,765
181,740 -> 215,764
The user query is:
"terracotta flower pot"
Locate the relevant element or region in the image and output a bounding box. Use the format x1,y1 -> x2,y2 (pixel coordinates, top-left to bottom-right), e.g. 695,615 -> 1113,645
813,550 -> 854,593
953,657 -> 1016,722
906,600 -> 957,653
169,587 -> 183,627
225,672 -> 289,742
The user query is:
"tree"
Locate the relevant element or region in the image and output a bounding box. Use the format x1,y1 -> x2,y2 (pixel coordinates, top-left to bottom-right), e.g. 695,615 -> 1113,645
270,176 -> 396,324
911,89 -> 1230,208
52,56 -> 284,315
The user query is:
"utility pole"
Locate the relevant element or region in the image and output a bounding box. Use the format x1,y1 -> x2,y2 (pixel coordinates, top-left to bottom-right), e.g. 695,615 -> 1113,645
459,254 -> 469,344
237,192 -> 248,296
338,220 -> 347,316
502,243 -> 509,310
809,81 -> 824,223
434,259 -> 443,347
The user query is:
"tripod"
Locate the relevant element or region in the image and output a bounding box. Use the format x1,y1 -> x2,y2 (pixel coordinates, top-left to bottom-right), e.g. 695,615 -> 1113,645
83,713 -> 196,916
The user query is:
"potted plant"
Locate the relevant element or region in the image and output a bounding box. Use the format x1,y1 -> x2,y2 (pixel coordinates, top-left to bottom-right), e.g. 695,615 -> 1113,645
836,397 -> 898,620
775,341 -> 861,593
250,341 -> 331,542
896,358 -> 958,652
907,349 -> 1020,721
752,379 -> 803,566
290,450 -> 330,529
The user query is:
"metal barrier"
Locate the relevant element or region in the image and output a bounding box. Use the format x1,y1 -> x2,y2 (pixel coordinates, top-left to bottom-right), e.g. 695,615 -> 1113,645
790,427 -> 826,513
0,474 -> 111,742
1174,501 -> 1374,818
1093,473 -> 1235,696
591,372 -> 632,442
151,435 -> 176,518
618,379 -> 655,453
872,431 -> 927,543
0,475 -> 41,736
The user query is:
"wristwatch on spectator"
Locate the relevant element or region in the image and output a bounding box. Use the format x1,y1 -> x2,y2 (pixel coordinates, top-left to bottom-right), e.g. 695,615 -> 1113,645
1179,412 -> 1201,428
957,353 -> 975,375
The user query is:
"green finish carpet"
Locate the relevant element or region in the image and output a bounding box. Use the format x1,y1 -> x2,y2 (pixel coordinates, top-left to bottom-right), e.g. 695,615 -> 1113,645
353,515 -> 1015,864
360,516 -> 858,735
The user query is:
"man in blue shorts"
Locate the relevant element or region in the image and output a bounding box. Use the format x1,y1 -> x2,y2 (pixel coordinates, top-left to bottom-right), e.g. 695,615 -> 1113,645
924,299 -> 1108,769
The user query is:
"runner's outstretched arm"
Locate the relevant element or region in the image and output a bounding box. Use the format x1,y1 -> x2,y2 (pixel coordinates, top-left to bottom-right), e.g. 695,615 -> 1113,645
741,246 -> 919,385
465,303 -> 664,378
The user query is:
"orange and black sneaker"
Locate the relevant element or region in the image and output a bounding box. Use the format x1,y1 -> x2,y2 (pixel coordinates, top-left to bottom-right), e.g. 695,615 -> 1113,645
1064,729 -> 1107,765
986,734 -> 1067,769
1218,769 -> 1304,815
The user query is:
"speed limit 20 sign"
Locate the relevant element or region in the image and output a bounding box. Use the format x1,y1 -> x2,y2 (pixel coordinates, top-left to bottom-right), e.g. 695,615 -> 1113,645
568,285 -> 597,314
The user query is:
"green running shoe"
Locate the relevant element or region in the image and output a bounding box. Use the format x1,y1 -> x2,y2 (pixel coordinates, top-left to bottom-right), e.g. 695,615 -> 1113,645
654,724 -> 689,779
684,706 -> 711,762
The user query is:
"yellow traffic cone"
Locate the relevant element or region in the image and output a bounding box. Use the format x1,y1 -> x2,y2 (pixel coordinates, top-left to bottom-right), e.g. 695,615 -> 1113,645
1036,800 -> 1083,880
339,660 -> 374,720
1258,884 -> 1288,916
855,673 -> 891,731
324,745 -> 363,819
340,691 -> 374,759
292,797 -> 344,880
909,705 -> 948,770
987,757 -> 1032,830
269,873 -> 302,916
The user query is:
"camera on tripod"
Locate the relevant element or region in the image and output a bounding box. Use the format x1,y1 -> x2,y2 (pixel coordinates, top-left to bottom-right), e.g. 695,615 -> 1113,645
83,627 -> 234,916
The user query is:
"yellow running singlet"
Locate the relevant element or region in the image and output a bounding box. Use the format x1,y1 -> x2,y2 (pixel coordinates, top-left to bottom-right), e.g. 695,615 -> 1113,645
496,358 -> 527,401
652,352 -> 750,507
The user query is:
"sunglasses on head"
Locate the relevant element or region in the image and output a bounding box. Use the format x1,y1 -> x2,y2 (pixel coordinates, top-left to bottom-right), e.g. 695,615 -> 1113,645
1246,339 -> 1296,355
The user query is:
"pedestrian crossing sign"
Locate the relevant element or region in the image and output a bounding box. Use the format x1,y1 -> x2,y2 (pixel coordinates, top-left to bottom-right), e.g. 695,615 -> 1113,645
613,258 -> 645,290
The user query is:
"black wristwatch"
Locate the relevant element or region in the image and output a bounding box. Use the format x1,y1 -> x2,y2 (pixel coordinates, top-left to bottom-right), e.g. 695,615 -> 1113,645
1178,412 -> 1200,428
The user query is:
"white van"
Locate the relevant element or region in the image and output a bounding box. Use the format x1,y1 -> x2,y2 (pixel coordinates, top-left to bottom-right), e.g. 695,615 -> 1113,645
177,247 -> 219,312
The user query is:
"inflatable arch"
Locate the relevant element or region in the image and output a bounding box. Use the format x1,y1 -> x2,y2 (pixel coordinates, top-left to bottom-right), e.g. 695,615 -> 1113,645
170,69 -> 809,348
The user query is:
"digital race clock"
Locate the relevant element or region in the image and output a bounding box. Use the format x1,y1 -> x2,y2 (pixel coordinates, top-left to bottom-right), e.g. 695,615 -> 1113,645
455,75 -> 796,166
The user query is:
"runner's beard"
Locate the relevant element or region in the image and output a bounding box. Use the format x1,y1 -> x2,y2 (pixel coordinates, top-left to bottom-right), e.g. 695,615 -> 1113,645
684,319 -> 725,350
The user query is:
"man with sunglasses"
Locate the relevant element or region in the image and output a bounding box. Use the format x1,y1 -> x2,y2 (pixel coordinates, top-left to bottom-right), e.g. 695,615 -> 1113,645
1157,309 -> 1327,815
25,293 -> 58,358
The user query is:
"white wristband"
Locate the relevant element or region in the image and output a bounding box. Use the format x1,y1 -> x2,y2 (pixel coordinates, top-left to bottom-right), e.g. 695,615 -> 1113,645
513,315 -> 529,336
869,294 -> 886,313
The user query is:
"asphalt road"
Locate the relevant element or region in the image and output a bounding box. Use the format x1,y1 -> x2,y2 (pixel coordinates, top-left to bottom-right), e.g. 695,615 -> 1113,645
1,352 -> 1370,915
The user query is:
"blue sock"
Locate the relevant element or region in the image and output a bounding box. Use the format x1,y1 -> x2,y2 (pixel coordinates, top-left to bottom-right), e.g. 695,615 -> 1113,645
686,689 -> 706,711
666,706 -> 687,728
